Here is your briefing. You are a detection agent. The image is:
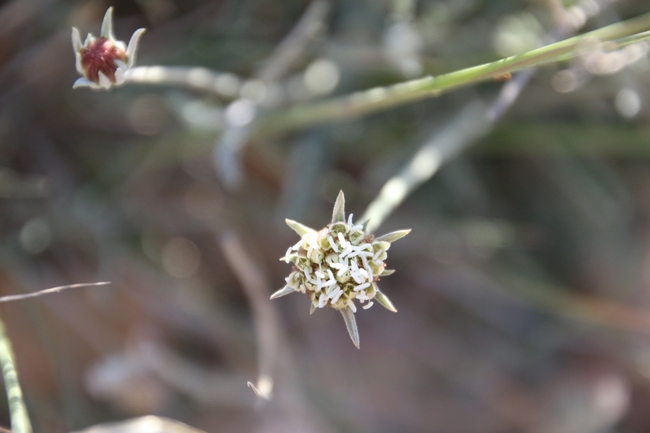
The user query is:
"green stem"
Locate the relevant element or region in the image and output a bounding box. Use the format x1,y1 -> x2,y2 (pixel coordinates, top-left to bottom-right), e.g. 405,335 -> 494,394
0,316 -> 32,433
255,12 -> 650,136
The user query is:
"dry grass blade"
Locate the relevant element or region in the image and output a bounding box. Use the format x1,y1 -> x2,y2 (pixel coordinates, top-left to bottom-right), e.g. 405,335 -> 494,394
0,282 -> 111,303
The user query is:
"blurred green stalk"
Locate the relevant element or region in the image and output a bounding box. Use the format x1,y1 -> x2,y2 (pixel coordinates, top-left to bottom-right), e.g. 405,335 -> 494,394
0,317 -> 32,433
256,11 -> 650,135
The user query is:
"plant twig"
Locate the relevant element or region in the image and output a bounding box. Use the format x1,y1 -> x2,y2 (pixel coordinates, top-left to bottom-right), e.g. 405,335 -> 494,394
119,11 -> 650,140
124,66 -> 242,98
255,11 -> 650,135
0,316 -> 32,433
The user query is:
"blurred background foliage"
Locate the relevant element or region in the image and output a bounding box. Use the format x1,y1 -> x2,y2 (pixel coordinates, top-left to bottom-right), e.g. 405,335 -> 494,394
2,0 -> 650,432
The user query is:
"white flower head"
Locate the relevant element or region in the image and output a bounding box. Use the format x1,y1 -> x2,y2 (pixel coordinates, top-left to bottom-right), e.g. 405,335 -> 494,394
71,7 -> 145,90
272,191 -> 410,348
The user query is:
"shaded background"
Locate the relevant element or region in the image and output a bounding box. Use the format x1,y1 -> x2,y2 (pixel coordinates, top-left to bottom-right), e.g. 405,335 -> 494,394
1,0 -> 650,432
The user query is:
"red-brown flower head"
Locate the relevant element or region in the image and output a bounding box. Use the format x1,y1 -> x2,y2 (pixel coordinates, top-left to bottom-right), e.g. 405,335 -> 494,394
79,37 -> 128,84
72,7 -> 145,90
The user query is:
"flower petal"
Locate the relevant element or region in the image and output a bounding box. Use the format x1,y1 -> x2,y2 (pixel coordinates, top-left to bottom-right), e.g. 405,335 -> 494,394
331,190 -> 345,223
375,229 -> 411,243
269,285 -> 296,300
126,28 -> 146,68
340,306 -> 360,349
100,7 -> 115,40
374,289 -> 397,312
285,219 -> 315,236
72,77 -> 100,89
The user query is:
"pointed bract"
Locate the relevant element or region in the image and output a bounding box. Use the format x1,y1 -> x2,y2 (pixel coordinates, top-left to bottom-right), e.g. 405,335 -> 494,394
75,52 -> 84,75
375,290 -> 397,312
285,219 -> 315,236
331,190 -> 345,223
375,229 -> 411,243
126,28 -> 146,68
309,303 -> 316,315
73,77 -> 101,89
270,285 -> 296,300
72,27 -> 82,52
72,28 -> 85,75
360,219 -> 371,234
280,253 -> 298,263
340,307 -> 360,348
380,269 -> 395,277
100,7 -> 115,40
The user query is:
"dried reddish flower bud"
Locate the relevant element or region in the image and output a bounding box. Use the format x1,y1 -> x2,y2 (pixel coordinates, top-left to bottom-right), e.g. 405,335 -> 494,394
79,37 -> 128,84
72,7 -> 145,90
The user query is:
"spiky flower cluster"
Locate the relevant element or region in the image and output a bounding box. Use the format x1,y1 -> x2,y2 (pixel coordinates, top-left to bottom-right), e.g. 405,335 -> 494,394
72,7 -> 145,90
271,191 -> 410,348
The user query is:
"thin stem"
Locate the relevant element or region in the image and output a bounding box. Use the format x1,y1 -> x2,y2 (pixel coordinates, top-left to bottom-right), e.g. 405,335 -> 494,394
611,29 -> 650,47
254,12 -> 650,135
124,66 -> 243,97
0,316 -> 32,433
